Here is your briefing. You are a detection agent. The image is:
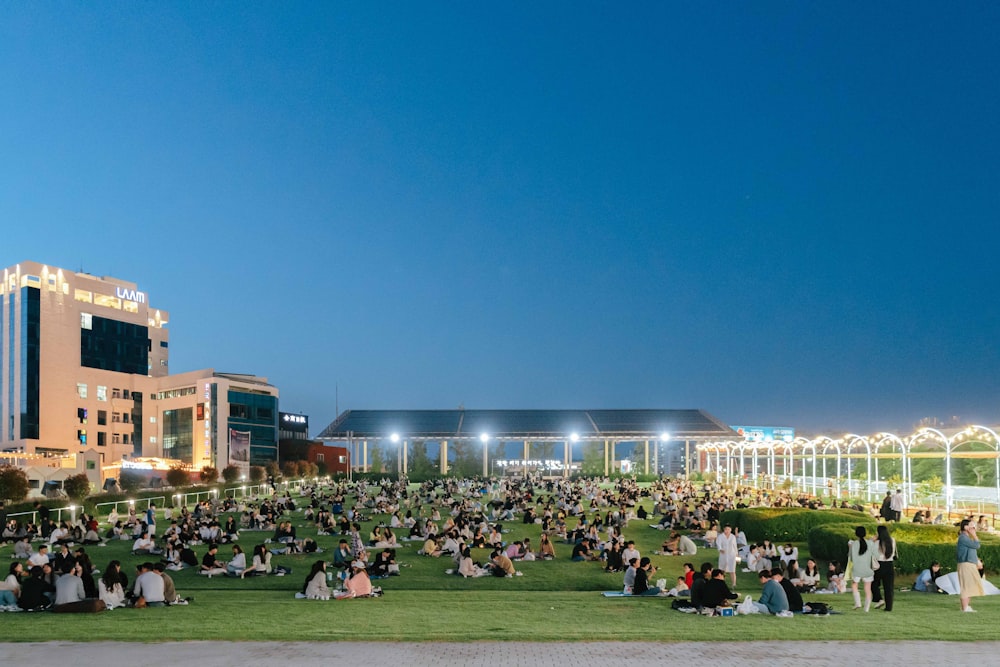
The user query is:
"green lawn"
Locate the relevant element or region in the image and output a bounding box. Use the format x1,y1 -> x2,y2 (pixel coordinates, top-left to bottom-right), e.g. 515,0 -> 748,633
1,487 -> 993,642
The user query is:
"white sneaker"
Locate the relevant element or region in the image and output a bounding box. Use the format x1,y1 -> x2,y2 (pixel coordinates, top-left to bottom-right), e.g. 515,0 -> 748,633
873,600 -> 885,609
963,607 -> 977,613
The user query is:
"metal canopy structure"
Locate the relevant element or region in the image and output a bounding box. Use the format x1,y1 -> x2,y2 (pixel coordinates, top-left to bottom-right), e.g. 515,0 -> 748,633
317,408 -> 737,477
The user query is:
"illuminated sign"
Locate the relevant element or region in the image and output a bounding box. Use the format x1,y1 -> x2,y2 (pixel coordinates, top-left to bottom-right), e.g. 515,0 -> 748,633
495,459 -> 575,470
121,460 -> 152,470
115,287 -> 146,303
283,414 -> 307,424
732,426 -> 795,443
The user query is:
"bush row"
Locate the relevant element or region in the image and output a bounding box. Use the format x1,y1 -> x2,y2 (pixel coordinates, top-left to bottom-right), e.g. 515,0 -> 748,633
720,507 -> 873,543
807,523 -> 1000,574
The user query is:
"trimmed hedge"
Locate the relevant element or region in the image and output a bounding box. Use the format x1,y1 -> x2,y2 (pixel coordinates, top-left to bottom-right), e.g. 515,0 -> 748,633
807,523 -> 1000,574
720,507 -> 874,543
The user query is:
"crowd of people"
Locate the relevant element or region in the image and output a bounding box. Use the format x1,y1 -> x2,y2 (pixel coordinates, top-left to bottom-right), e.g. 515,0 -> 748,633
0,475 -> 993,616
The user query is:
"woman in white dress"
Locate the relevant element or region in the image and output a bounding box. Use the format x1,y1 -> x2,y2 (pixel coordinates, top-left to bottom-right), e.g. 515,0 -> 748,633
716,525 -> 739,586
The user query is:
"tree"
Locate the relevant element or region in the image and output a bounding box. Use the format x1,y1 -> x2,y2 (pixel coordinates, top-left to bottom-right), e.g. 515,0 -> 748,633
0,465 -> 30,503
408,440 -> 435,480
199,466 -> 219,484
221,465 -> 241,484
580,442 -> 604,476
249,466 -> 266,483
265,460 -> 282,482
166,466 -> 190,488
368,445 -> 384,474
316,460 -> 328,477
63,473 -> 91,502
303,462 -> 319,478
282,460 -> 302,479
118,471 -> 143,493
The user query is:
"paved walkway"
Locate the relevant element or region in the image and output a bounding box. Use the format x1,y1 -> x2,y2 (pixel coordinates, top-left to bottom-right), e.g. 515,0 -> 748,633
1,641 -> 993,666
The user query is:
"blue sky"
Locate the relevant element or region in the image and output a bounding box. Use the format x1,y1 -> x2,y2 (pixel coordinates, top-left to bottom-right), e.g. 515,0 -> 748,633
2,2 -> 998,435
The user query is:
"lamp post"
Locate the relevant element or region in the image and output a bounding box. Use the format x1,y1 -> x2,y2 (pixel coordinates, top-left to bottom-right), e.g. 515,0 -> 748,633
480,433 -> 489,478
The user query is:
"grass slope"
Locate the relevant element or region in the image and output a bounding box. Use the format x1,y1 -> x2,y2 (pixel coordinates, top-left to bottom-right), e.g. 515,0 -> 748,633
1,486 -> 993,642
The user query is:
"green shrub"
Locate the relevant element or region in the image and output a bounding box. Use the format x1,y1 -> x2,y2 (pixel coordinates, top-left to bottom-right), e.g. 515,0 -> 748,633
720,507 -> 874,543
807,523 -> 1000,574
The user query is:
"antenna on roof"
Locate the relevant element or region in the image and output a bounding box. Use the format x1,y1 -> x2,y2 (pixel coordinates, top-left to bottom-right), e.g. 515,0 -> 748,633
336,383 -> 339,416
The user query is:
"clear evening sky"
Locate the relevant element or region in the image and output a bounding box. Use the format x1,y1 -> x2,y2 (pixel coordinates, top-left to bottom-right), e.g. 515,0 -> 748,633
2,3 -> 998,435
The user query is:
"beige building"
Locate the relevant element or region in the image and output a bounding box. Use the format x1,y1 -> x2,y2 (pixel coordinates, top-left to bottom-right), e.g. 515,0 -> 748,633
1,261 -> 279,494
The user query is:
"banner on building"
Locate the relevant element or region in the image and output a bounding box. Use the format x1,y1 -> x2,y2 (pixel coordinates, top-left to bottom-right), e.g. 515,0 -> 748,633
229,429 -> 250,463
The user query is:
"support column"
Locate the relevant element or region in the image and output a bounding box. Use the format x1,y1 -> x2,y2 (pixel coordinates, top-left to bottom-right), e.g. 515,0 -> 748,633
441,440 -> 448,475
564,439 -> 570,479
523,440 -> 529,479
403,440 -> 408,476
482,439 -> 488,478
611,440 -> 616,475
363,440 -> 368,473
685,439 -> 691,478
604,440 -> 609,476
644,440 -> 649,475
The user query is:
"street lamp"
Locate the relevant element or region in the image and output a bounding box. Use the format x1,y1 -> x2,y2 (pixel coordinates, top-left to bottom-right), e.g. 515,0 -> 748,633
480,433 -> 489,477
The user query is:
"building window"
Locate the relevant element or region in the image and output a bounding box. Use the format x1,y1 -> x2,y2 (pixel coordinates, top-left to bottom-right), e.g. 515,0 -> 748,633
77,383 -> 88,399
112,412 -> 121,423
97,385 -> 107,401
77,408 -> 88,424
339,456 -> 347,464
97,410 -> 107,425
97,432 -> 106,447
149,436 -> 157,444
112,388 -> 122,399
316,453 -> 325,463
77,429 -> 87,445
122,433 -> 129,445
80,312 -> 93,329
122,413 -> 130,424
112,433 -> 121,444
75,289 -> 93,304
149,416 -> 157,424
230,404 -> 248,419
86,460 -> 96,470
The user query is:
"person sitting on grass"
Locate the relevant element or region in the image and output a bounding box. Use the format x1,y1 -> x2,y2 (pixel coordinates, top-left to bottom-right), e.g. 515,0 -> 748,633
132,533 -> 161,556
371,548 -> 397,578
571,538 -> 597,562
98,561 -> 126,609
302,560 -> 331,600
537,532 -> 556,560
772,569 -> 802,612
332,539 -> 353,567
604,540 -> 624,572
667,575 -> 689,597
632,557 -> 663,596
752,569 -> 789,615
913,561 -> 942,593
702,568 -> 739,609
420,533 -> 443,557
243,544 -> 271,577
227,544 -> 247,577
623,557 -> 639,592
200,544 -> 226,577
489,549 -> 518,577
335,560 -> 373,598
18,565 -> 54,611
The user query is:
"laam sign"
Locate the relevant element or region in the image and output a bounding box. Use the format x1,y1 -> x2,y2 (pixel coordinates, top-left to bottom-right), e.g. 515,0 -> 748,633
116,286 -> 146,304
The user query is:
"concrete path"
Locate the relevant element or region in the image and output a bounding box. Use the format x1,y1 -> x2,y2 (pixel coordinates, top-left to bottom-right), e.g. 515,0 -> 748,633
1,641 -> 993,666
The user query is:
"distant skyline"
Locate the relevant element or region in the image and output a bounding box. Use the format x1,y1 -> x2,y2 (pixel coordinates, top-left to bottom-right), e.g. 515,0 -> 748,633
2,3 -> 998,436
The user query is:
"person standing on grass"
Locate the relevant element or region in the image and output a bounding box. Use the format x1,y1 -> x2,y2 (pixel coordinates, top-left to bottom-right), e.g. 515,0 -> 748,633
716,525 -> 738,587
890,489 -> 905,522
847,526 -> 878,612
957,519 -> 983,613
872,525 -> 897,611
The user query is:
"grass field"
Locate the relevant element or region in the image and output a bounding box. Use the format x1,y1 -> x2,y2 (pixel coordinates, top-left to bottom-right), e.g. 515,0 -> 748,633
1,485 -> 994,642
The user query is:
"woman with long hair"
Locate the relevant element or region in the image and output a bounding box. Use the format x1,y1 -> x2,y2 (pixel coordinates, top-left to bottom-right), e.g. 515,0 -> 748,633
99,560 -> 126,609
848,525 -> 878,611
872,524 -> 897,611
302,560 -> 330,599
956,519 -> 983,612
